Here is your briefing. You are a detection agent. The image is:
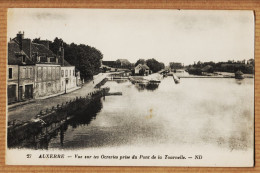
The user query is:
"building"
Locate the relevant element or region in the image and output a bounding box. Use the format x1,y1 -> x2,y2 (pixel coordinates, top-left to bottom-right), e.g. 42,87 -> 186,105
60,61 -> 77,93
8,35 -> 35,104
116,59 -> 131,68
102,59 -> 132,69
201,65 -> 213,73
135,64 -> 150,76
247,59 -> 254,65
31,41 -> 62,98
8,31 -> 82,104
169,62 -> 183,69
102,61 -> 121,68
8,32 -> 62,103
58,43 -> 77,93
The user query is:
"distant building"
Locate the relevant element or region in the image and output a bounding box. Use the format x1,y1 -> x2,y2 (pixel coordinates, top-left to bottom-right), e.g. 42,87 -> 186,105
169,62 -> 183,69
247,59 -> 254,65
102,61 -> 121,68
135,64 -> 150,76
102,59 -> 132,69
201,65 -> 213,73
116,59 -> 131,68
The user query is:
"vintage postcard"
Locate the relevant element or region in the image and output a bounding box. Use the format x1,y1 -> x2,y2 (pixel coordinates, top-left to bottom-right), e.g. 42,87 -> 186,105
6,8 -> 254,167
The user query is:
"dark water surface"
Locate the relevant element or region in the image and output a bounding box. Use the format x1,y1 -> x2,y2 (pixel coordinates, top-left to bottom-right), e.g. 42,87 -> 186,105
47,77 -> 254,151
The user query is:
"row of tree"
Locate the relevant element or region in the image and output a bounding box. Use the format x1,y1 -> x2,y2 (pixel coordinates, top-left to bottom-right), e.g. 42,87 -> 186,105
135,58 -> 165,73
33,37 -> 103,80
187,60 -> 254,74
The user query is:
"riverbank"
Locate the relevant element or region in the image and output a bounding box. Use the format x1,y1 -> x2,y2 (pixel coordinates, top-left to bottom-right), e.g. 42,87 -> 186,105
8,88 -> 109,148
175,72 -> 254,78
129,73 -> 163,84
8,73 -> 112,123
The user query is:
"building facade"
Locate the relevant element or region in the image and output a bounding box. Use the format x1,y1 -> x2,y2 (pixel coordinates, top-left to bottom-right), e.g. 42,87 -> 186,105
8,34 -> 35,104
61,65 -> 77,93
8,32 -> 81,103
7,65 -> 19,104
8,32 -> 62,103
18,65 -> 35,100
34,64 -> 61,98
135,64 -> 150,76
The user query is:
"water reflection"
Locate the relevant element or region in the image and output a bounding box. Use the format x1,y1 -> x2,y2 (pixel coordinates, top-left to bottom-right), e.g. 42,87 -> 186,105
67,98 -> 102,128
135,83 -> 159,91
13,98 -> 103,149
14,77 -> 254,151
114,79 -> 128,84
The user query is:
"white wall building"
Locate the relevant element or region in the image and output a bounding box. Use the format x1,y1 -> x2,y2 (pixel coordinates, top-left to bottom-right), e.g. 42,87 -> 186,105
61,61 -> 77,93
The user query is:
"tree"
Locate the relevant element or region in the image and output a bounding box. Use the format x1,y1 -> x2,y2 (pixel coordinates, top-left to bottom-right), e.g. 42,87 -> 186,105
169,62 -> 182,69
135,59 -> 146,67
160,62 -> 165,69
49,37 -> 64,55
48,38 -> 103,80
146,58 -> 164,73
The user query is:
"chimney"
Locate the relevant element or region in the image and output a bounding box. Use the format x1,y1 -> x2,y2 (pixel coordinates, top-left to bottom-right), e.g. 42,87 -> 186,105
16,31 -> 24,50
60,42 -> 64,66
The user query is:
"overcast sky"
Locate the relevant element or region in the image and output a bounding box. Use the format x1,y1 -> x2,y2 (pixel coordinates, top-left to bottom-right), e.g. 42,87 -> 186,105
7,8 -> 254,65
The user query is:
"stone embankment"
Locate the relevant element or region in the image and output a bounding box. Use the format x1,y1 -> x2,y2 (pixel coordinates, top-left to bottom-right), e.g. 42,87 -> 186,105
8,87 -> 109,148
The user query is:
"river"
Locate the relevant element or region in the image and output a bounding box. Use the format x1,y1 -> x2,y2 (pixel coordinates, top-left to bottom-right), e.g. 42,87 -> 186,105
43,76 -> 254,153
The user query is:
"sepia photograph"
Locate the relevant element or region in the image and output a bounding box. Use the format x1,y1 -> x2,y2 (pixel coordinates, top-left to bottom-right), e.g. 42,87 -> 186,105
6,8 -> 254,166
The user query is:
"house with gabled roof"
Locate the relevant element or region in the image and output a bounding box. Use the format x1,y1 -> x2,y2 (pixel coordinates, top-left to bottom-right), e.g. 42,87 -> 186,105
8,38 -> 35,104
135,64 -> 150,76
8,31 -> 62,102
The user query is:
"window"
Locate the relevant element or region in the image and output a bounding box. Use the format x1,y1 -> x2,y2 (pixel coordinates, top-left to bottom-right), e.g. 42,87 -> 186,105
47,67 -> 51,80
43,67 -> 47,80
65,70 -> 68,77
73,70 -> 75,76
61,70 -> 64,77
28,68 -> 31,78
25,68 -> 29,78
70,70 -> 71,76
22,56 -> 25,63
50,57 -> 56,62
40,56 -> 47,62
8,68 -> 12,79
22,68 -> 26,78
37,67 -> 42,80
52,67 -> 55,80
56,67 -> 60,79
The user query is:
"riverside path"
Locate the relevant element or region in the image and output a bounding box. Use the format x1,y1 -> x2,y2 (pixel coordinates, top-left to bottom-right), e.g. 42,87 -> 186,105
8,73 -> 111,123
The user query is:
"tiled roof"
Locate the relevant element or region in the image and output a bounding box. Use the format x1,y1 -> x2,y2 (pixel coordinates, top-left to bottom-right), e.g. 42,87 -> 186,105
8,41 -> 34,65
31,43 -> 56,57
63,60 -> 73,67
117,59 -> 131,64
135,64 -> 150,70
